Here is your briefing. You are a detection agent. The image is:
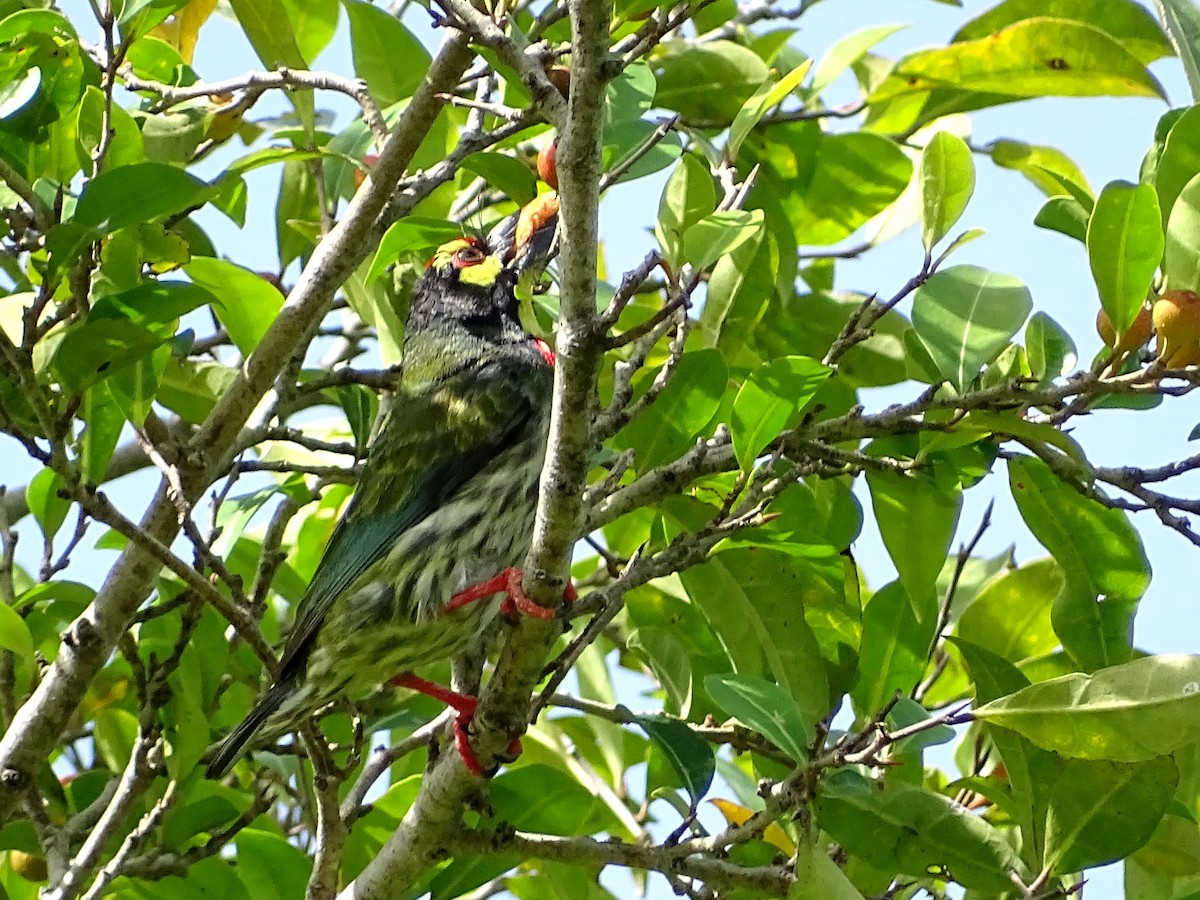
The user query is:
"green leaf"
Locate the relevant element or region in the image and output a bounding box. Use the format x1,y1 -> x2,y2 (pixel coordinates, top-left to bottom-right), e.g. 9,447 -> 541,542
851,581 -> 938,721
342,0 -> 430,107
1087,180 -> 1162,338
888,697 -> 955,755
604,61 -> 656,124
164,665 -> 208,779
72,162 -> 210,234
699,226 -> 773,357
726,59 -> 812,162
602,118 -> 683,184
460,153 -> 537,207
94,708 -> 139,771
654,40 -> 770,123
704,673 -> 810,761
870,19 -> 1167,105
426,857 -> 517,900
988,139 -> 1092,198
365,218 -> 467,284
0,599 -> 33,662
633,713 -> 715,808
815,769 -> 1027,891
731,355 -> 830,470
1128,813 -> 1200,880
808,24 -> 908,98
234,828 -> 312,900
956,558 -> 1061,665
220,147 -> 329,182
865,445 -> 962,615
0,8 -> 78,42
615,348 -> 726,470
1008,455 -> 1148,671
789,844 -> 866,899
227,0 -> 314,129
52,317 -> 165,393
1035,195 -> 1091,243
117,0 -> 189,42
1025,311 -> 1077,382
91,280 -> 216,331
1158,0 -> 1200,102
656,153 -> 716,267
77,84 -> 145,172
276,158 -> 318,270
491,765 -> 612,836
132,107 -> 208,166
682,209 -> 764,273
974,655 -> 1200,762
919,132 -> 976,252
164,789 -> 243,848
1043,756 -> 1178,874
123,35 -> 186,82
911,265 -> 1034,392
953,0 -> 1171,66
1165,171 -> 1200,292
78,382 -> 125,482
628,627 -> 692,716
345,264 -> 405,366
757,129 -> 912,246
951,637 -> 1051,869
679,548 -> 831,730
26,468 -> 69,542
570,644 -> 630,799
157,358 -> 239,423
336,384 -> 377,457
1155,106 -> 1200,227
281,0 -> 339,65
213,484 -> 288,557
185,257 -> 284,357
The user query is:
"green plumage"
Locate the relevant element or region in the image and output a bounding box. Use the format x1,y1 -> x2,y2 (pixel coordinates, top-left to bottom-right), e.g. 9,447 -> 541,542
207,235 -> 553,778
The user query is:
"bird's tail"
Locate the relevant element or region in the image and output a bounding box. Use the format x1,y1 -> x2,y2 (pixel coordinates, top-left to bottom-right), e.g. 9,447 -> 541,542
205,677 -> 295,778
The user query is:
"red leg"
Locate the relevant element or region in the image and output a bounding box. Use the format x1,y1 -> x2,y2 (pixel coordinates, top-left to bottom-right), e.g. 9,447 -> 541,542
445,567 -> 577,621
389,673 -> 477,717
389,673 -> 519,775
444,567 -> 518,614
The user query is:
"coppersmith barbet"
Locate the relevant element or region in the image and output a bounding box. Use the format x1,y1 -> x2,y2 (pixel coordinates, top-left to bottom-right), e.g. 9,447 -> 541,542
207,200 -> 561,778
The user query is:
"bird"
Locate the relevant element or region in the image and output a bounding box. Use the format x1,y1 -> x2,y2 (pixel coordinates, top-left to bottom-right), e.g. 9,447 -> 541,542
207,197 -> 562,779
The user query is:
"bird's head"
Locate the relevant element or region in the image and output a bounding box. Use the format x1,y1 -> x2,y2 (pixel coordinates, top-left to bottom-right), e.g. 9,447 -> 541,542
407,196 -> 558,348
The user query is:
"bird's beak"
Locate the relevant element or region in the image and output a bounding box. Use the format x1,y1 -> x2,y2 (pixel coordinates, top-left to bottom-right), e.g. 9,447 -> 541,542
488,193 -> 560,275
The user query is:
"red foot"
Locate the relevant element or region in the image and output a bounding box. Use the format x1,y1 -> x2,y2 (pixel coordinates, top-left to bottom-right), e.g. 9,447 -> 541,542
389,673 -> 520,776
534,337 -> 556,366
444,567 -> 577,621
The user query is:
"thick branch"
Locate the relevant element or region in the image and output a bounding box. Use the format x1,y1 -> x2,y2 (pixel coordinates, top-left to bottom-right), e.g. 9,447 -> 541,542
340,0 -> 612,892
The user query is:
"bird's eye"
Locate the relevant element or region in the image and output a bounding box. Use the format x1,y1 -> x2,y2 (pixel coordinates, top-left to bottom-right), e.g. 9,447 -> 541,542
455,245 -> 486,266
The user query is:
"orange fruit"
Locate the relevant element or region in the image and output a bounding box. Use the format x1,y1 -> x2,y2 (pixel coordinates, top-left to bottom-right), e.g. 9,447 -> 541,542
536,140 -> 558,189
1153,290 -> 1200,367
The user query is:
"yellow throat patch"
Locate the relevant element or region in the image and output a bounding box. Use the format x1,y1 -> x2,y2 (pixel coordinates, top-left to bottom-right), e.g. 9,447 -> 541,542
458,254 -> 502,286
430,238 -> 503,287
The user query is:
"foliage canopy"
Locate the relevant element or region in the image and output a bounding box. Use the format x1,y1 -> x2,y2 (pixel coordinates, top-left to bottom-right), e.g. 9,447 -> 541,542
0,0 -> 1199,898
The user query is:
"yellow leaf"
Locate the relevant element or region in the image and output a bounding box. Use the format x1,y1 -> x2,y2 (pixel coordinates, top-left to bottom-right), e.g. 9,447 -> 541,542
148,0 -> 218,64
177,0 -> 218,64
709,798 -> 795,855
148,19 -> 179,46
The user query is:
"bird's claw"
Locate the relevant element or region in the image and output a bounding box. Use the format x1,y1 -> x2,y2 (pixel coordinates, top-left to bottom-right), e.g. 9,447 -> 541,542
447,567 -> 577,621
453,715 -> 522,776
390,672 -> 522,776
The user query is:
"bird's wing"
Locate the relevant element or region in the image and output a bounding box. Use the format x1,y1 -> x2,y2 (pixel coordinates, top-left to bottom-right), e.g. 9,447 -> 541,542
276,358 -> 545,677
